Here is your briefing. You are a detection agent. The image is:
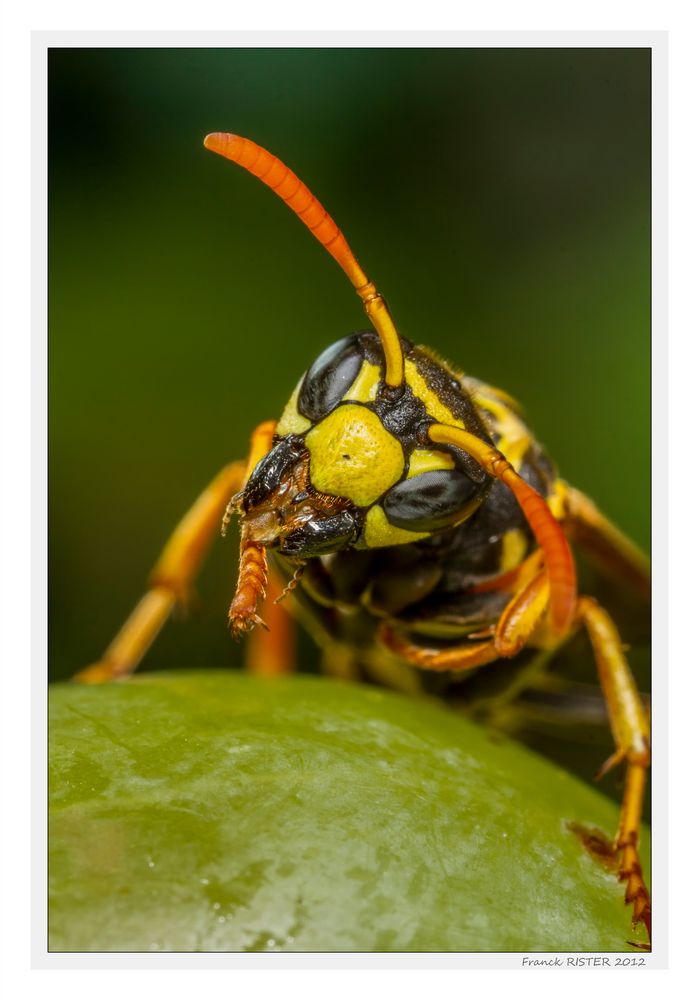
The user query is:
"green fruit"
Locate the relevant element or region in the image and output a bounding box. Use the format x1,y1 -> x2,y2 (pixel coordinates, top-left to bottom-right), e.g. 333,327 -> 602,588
49,671 -> 648,952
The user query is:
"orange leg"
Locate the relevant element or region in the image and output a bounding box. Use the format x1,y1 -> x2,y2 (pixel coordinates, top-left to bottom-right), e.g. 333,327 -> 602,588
561,484 -> 650,601
378,569 -> 550,673
494,570 -> 549,657
76,420 -> 278,683
378,626 -> 500,673
578,596 -> 651,940
244,568 -> 297,676
428,424 -> 577,633
379,577 -> 650,941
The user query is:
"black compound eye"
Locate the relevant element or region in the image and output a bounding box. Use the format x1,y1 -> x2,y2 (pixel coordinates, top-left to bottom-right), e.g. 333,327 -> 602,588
298,336 -> 364,422
383,470 -> 484,533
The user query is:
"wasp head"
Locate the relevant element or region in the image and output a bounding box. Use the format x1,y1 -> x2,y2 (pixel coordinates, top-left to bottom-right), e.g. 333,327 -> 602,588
239,332 -> 493,558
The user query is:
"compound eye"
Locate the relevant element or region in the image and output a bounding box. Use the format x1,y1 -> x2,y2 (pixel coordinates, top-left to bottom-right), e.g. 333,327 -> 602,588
298,335 -> 363,422
383,470 -> 483,533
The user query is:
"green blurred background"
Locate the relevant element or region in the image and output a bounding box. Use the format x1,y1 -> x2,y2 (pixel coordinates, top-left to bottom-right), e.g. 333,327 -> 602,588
49,48 -> 650,706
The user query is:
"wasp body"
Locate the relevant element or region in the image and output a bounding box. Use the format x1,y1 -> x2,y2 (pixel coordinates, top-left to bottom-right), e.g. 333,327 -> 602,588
79,133 -> 651,946
246,333 -> 553,656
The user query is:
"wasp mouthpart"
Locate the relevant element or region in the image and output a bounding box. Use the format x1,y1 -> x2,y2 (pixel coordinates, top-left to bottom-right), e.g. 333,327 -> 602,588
239,441 -> 359,559
228,537 -> 269,639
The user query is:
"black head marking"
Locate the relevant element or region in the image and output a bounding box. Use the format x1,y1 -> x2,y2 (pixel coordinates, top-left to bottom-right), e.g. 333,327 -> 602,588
372,381 -> 427,451
279,509 -> 361,558
243,434 -> 305,510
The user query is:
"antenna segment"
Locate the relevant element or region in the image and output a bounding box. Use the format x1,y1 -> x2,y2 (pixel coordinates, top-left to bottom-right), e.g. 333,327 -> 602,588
204,132 -> 405,388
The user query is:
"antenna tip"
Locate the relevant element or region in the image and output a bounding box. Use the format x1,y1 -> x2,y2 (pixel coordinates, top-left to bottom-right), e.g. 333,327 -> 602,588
203,132 -> 239,156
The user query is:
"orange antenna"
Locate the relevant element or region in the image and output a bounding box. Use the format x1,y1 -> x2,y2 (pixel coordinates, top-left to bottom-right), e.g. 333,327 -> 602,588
203,132 -> 404,388
428,423 -> 577,633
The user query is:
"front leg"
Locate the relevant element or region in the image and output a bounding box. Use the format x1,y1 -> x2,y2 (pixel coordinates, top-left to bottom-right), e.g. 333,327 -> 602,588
76,420 -> 278,683
377,567 -> 551,673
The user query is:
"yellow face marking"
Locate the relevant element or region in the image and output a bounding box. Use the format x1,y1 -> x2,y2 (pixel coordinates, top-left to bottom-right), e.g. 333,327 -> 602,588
342,360 -> 381,404
406,447 -> 455,479
276,377 -> 312,436
547,478 -> 568,520
362,504 -> 429,549
404,359 -> 465,428
473,392 -> 530,472
500,528 -> 529,573
305,404 -> 404,507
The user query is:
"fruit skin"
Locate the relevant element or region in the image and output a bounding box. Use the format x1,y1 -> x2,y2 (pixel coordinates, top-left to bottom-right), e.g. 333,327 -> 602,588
49,671 -> 649,953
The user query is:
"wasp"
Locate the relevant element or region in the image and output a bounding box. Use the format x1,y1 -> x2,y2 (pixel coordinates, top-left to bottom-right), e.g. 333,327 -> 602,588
77,132 -> 651,944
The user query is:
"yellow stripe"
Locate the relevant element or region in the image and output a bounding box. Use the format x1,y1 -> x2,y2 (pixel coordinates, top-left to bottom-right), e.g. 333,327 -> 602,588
405,359 -> 465,428
362,504 -> 428,549
473,391 -> 531,472
500,528 -> 528,572
406,448 -> 455,479
547,478 -> 568,520
342,360 -> 381,403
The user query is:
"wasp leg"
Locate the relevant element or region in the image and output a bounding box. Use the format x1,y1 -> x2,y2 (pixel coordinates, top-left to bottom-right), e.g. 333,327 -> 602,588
560,483 -> 650,601
75,460 -> 247,683
76,419 -> 278,683
380,575 -> 651,941
493,569 -> 550,656
244,568 -> 296,676
577,596 -> 651,941
377,568 -> 551,673
377,627 -> 500,672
